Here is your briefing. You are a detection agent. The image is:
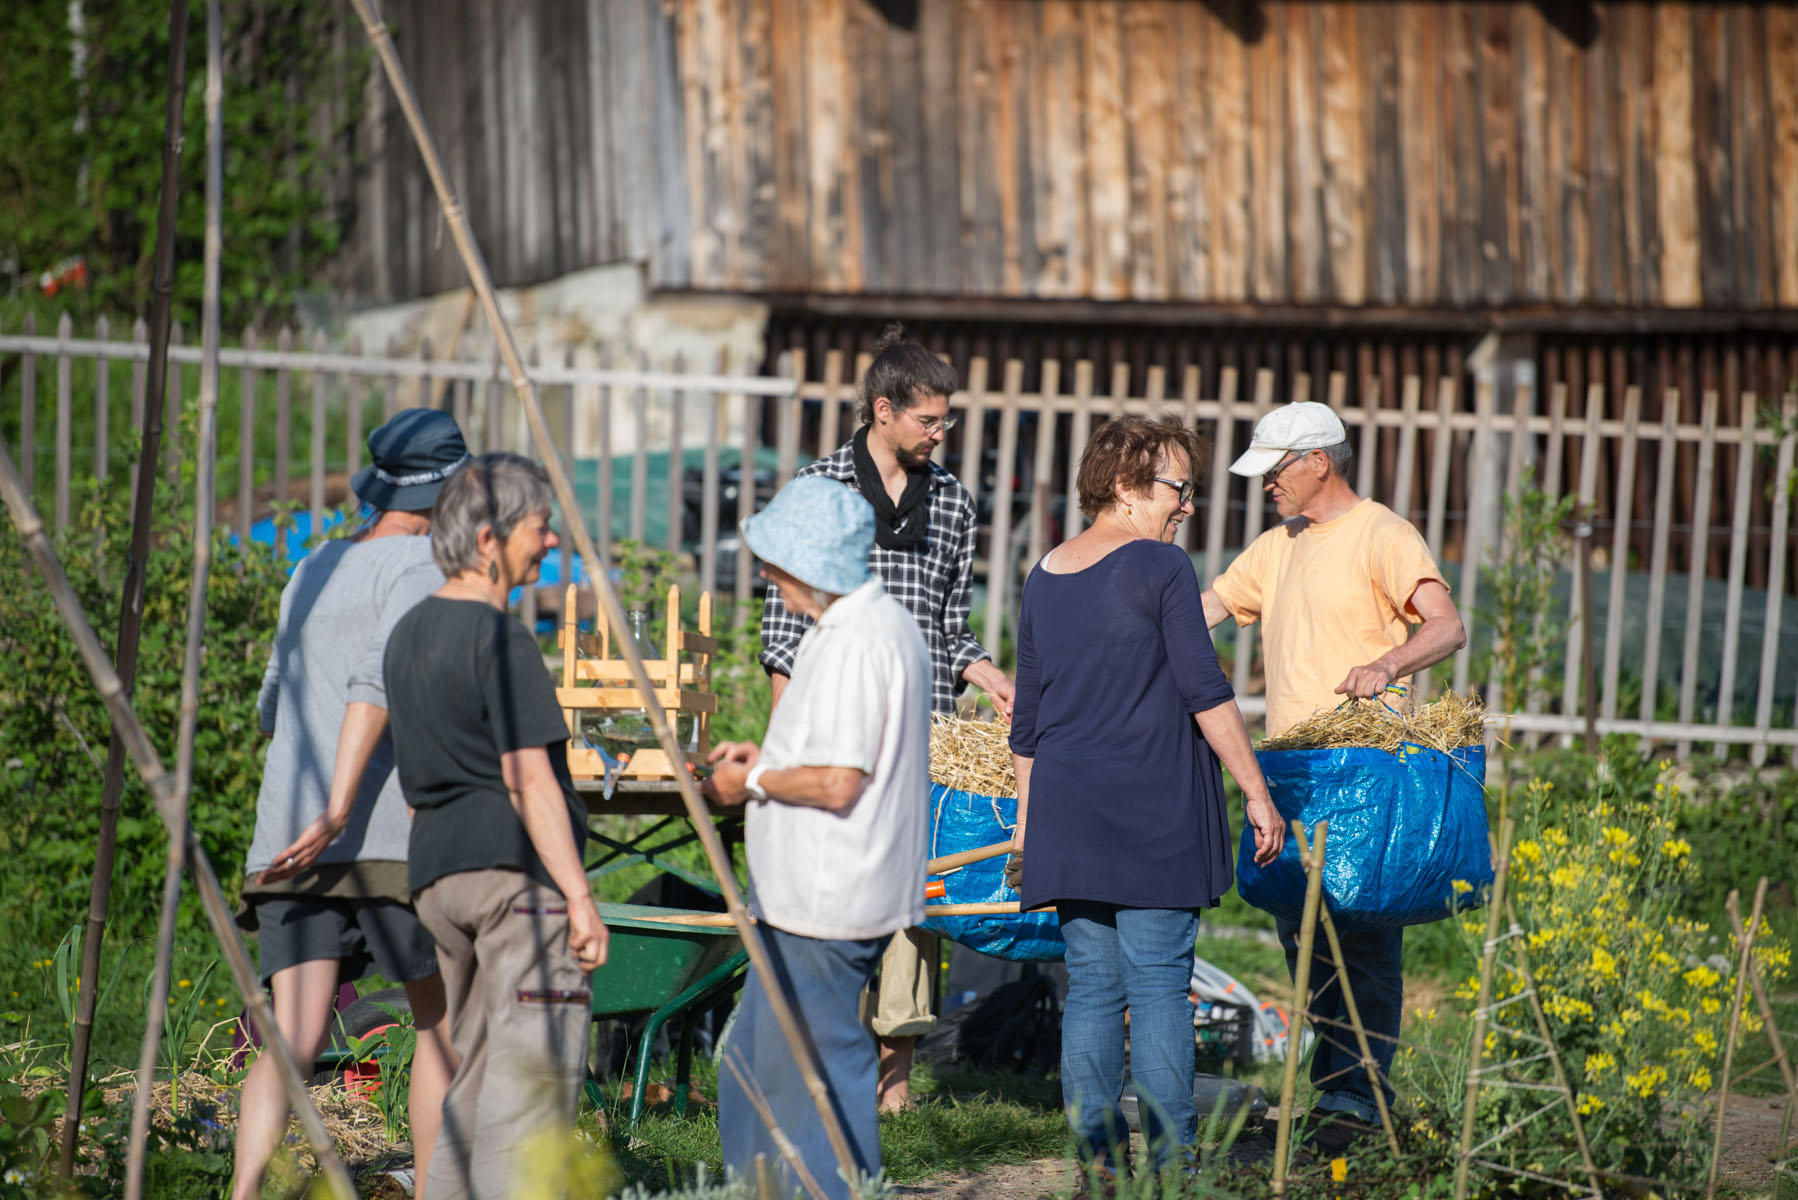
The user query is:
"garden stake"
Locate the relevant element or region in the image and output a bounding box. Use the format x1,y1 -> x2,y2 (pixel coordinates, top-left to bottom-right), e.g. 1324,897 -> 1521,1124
344,0 -> 863,1186
1453,817 -> 1516,1200
125,4 -> 225,1194
58,0 -> 189,1177
1724,884 -> 1798,1147
1705,880 -> 1765,1200
1503,897 -> 1603,1199
1272,818 -> 1328,1197
1297,830 -> 1401,1159
0,443 -> 356,1199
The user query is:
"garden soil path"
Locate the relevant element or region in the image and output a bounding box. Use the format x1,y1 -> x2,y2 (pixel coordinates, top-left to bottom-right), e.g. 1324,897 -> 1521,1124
1714,1091 -> 1793,1191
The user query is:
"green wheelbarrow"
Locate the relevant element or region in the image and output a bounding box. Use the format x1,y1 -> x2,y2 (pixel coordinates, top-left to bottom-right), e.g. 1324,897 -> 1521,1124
589,902 -> 747,1127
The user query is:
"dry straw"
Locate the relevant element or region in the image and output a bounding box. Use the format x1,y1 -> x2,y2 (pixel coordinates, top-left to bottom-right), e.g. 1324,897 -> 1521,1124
1258,692 -> 1488,754
929,715 -> 1018,797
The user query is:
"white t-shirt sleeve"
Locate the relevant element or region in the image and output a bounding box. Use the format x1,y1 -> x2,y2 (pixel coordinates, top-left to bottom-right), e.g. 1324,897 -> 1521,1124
780,635 -> 885,774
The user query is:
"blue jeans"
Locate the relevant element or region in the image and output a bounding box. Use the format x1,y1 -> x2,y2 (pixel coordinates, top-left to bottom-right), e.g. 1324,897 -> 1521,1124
719,925 -> 889,1200
1058,902 -> 1201,1170
1276,918 -> 1404,1122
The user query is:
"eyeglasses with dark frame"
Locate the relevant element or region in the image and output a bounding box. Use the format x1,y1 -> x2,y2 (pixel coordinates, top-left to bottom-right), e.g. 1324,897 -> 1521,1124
1262,451 -> 1310,483
1152,476 -> 1195,505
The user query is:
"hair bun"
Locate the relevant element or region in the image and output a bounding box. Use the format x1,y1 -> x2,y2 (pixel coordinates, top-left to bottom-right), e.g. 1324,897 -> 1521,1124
873,322 -> 907,354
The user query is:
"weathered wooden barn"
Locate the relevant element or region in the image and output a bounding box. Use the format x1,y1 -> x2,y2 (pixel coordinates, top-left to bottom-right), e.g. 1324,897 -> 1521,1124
338,0 -> 1798,461
332,0 -> 1798,596
349,0 -> 1798,315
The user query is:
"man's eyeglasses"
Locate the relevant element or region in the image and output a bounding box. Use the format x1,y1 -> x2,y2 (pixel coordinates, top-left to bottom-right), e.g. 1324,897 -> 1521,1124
1153,476 -> 1195,505
1263,451 -> 1309,483
905,409 -> 959,436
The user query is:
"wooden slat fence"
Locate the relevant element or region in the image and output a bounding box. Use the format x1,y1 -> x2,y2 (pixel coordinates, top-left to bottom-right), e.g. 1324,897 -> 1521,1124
3,316 -> 1794,763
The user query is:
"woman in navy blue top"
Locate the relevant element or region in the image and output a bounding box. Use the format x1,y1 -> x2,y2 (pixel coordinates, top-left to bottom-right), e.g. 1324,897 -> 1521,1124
1009,416 -> 1284,1174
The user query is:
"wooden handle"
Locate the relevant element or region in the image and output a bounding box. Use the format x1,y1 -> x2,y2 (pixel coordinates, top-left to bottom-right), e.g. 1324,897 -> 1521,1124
926,839 -> 1016,875
613,899 -> 1052,928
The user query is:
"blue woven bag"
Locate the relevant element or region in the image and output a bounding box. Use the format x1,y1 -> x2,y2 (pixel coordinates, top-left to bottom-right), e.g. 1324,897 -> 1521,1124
920,784 -> 1065,961
1235,743 -> 1493,928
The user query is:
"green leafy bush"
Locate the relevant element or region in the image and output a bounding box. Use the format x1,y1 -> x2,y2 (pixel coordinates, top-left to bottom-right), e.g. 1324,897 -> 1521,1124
0,460 -> 289,1005
0,0 -> 360,331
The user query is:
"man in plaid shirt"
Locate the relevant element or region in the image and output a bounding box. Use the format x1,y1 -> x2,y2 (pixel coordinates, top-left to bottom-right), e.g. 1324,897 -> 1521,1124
759,325 -> 1013,1110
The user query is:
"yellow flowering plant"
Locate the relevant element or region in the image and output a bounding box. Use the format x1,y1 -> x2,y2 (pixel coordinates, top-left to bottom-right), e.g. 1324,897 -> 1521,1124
1400,746 -> 1792,1191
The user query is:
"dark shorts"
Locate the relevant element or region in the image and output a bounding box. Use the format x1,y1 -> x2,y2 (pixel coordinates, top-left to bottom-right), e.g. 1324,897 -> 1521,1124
253,895 -> 440,986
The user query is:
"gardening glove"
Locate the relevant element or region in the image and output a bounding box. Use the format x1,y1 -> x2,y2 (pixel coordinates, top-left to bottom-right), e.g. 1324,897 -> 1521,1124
1003,852 -> 1024,894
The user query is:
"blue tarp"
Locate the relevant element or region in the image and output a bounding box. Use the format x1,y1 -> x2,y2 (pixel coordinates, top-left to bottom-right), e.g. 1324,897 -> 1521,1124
921,784 -> 1065,962
1236,745 -> 1493,929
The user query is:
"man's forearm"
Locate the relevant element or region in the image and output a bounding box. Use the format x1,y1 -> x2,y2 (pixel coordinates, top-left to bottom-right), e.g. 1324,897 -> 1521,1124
325,701 -> 389,824
1375,615 -> 1467,680
962,658 -> 1003,691
757,764 -> 868,812
1200,589 -> 1232,630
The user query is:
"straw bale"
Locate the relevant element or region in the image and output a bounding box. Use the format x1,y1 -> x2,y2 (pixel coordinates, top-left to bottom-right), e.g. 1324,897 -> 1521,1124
929,715 -> 1017,797
1257,692 -> 1488,754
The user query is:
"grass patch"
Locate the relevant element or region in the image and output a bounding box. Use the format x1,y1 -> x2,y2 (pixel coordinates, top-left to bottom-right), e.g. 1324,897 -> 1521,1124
593,1053 -> 1069,1191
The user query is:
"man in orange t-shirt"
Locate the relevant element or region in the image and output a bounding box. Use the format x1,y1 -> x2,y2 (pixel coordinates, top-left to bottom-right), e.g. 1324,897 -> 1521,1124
1201,401 -> 1465,1155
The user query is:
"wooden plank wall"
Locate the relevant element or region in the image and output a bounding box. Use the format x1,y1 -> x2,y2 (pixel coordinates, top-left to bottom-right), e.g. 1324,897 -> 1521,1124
345,0 -> 1798,311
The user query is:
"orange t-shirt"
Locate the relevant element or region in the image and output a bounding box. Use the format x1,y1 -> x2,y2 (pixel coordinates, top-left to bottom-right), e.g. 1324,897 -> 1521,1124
1210,499 -> 1449,736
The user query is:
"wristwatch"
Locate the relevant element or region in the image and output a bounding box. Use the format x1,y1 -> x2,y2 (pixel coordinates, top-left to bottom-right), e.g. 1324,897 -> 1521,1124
743,762 -> 771,801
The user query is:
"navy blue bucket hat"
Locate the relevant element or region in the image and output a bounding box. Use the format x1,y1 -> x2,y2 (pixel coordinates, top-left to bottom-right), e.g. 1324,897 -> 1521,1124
350,408 -> 471,512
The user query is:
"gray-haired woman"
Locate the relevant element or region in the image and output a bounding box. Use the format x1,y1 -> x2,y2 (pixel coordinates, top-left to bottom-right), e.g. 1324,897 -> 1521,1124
383,451 -> 607,1200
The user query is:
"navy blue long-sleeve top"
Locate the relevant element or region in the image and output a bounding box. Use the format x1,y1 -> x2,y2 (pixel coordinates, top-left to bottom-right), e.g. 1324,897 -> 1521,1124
1009,539 -> 1237,911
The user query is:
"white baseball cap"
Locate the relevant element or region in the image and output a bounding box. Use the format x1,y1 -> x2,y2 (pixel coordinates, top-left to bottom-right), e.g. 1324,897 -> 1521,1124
1228,402 -> 1350,476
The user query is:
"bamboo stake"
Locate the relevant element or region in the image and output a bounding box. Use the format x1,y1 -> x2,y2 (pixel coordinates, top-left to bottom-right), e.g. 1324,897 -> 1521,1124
1453,818 -> 1516,1200
1707,881 -> 1768,1200
60,0 -> 190,1176
1503,898 -> 1603,1199
126,5 -> 224,1192
1296,824 -> 1401,1159
343,1 -> 863,1185
1272,819 -> 1329,1197
0,444 -> 356,1198
1724,886 -> 1798,1152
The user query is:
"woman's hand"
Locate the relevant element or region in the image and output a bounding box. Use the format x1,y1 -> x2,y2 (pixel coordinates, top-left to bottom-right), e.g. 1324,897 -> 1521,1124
568,896 -> 609,972
257,812 -> 348,884
1245,793 -> 1285,866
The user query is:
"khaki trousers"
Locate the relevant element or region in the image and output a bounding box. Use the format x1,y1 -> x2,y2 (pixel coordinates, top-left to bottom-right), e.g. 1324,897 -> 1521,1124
415,870 -> 589,1200
862,927 -> 939,1039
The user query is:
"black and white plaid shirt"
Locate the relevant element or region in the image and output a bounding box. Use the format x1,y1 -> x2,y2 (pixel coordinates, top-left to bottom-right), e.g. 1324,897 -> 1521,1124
758,439 -> 991,714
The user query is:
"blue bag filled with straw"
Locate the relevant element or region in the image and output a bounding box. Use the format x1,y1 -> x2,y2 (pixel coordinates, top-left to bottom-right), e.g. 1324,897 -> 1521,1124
922,784 -> 1065,961
922,717 -> 1064,962
1235,692 -> 1494,929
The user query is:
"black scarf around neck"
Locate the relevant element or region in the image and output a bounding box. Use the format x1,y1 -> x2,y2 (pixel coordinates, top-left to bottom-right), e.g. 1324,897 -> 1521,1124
851,425 -> 932,551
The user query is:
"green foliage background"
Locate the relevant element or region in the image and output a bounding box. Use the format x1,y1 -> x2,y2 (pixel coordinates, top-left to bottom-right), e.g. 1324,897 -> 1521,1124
0,0 -> 359,331
0,454 -> 287,947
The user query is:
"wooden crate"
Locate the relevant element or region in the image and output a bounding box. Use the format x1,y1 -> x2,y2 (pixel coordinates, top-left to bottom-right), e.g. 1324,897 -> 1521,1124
557,583 -> 718,782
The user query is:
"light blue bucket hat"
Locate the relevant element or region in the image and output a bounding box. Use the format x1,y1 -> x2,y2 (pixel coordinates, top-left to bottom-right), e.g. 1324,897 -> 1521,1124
741,476 -> 875,597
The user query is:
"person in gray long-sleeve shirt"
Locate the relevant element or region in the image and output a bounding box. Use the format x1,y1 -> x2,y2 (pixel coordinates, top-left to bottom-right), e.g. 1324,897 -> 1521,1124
230,409 -> 468,1200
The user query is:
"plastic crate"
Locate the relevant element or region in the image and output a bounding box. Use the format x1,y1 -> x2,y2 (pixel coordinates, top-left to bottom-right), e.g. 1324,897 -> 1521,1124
1193,998 -> 1255,1073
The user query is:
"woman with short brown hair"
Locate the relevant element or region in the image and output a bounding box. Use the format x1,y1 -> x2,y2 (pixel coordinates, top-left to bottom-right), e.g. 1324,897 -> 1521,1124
1009,415 -> 1283,1178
